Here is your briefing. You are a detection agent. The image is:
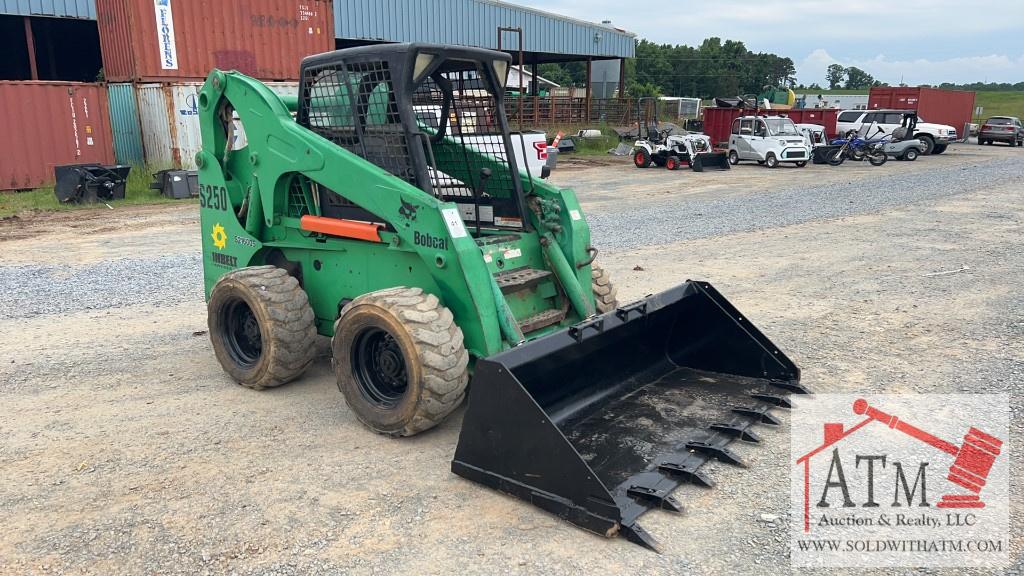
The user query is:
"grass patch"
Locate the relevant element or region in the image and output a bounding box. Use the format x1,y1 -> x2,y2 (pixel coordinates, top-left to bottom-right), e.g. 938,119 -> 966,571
974,92 -> 1024,120
0,165 -> 191,219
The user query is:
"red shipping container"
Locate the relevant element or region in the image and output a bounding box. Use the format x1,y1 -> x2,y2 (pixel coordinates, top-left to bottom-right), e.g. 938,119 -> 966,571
868,87 -> 975,136
96,0 -> 335,82
702,107 -> 841,147
0,82 -> 116,191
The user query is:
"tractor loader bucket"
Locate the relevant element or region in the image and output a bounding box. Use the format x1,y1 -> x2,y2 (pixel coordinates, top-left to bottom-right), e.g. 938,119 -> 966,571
691,152 -> 731,172
452,280 -> 806,550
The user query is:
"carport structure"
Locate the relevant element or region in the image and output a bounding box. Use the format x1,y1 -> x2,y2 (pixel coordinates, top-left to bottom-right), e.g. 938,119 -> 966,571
334,0 -> 637,126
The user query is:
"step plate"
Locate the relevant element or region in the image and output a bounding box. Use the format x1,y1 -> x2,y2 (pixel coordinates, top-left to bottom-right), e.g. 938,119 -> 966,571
518,308 -> 566,333
494,267 -> 553,293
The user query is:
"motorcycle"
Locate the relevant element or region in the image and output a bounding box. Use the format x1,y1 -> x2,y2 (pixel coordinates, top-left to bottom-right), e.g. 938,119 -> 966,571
827,129 -> 887,167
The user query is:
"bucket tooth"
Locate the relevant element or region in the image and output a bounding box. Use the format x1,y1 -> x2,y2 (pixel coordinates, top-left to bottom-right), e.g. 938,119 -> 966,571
711,422 -> 761,443
621,522 -> 659,552
732,406 -> 781,426
626,484 -> 684,513
656,459 -> 715,488
686,440 -> 745,467
750,393 -> 793,408
769,378 -> 810,395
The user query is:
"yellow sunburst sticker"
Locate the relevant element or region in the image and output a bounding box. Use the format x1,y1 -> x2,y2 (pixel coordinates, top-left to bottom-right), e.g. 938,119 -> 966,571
211,223 -> 228,250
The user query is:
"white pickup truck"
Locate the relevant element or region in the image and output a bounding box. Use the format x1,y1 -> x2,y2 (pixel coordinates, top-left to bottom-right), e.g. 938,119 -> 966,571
414,105 -> 551,178
835,109 -> 957,154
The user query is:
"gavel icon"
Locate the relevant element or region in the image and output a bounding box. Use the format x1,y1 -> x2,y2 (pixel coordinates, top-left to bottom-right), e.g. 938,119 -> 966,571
853,399 -> 1002,508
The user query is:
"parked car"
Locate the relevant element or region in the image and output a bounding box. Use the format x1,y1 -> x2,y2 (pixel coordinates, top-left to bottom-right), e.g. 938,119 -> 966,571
835,109 -> 957,154
978,116 -> 1023,147
727,115 -> 810,168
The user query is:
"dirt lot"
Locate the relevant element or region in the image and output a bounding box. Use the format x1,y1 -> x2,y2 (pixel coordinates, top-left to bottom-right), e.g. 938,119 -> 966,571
1,143 -> 1022,575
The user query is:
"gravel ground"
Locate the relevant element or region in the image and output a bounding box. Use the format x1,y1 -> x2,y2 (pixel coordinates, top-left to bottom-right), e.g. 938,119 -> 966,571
0,142 -> 1021,575
583,156 -> 1024,250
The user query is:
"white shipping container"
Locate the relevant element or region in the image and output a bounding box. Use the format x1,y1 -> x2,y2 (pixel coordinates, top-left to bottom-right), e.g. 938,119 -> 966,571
136,82 -> 299,169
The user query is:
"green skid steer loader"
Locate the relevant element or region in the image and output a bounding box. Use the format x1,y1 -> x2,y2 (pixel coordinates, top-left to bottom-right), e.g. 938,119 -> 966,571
197,43 -> 807,550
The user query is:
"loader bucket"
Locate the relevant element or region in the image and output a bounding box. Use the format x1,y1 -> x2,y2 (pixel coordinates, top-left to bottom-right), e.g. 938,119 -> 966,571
452,280 -> 806,550
691,152 -> 731,172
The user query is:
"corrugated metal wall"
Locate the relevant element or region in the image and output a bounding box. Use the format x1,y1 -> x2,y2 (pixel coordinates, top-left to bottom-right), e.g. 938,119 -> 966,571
334,0 -> 635,58
0,81 -> 115,190
0,0 -> 96,19
106,83 -> 144,165
135,81 -> 298,169
96,0 -> 334,82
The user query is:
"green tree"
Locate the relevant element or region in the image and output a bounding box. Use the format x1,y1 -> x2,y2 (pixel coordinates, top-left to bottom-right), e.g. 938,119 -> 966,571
827,64 -> 846,89
537,63 -> 572,87
844,67 -> 876,89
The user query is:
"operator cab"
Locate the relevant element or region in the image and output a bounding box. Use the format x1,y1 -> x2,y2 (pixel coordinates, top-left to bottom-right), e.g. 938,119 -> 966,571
296,43 -> 529,235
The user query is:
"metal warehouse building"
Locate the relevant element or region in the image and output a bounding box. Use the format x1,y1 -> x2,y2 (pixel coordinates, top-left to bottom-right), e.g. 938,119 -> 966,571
0,0 -> 635,188
1,0 -> 634,84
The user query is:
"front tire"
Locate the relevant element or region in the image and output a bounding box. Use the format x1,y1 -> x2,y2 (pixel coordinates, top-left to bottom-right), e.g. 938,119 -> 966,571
208,266 -> 317,390
917,135 -> 935,154
665,156 -> 680,170
591,263 -> 619,314
333,287 -> 469,437
903,148 -> 919,161
795,161 -> 807,168
932,144 -> 947,154
765,153 -> 779,168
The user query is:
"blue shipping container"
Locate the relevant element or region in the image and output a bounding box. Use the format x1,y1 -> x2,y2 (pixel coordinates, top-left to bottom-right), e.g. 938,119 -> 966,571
107,82 -> 144,166
0,0 -> 96,19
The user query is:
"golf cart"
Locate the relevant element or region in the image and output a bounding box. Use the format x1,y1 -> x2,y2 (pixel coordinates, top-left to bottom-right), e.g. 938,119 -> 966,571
632,98 -> 730,171
879,112 -> 928,161
727,115 -> 810,168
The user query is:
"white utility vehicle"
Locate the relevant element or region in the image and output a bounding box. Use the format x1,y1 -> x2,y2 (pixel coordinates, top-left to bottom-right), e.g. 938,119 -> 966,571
727,115 -> 810,168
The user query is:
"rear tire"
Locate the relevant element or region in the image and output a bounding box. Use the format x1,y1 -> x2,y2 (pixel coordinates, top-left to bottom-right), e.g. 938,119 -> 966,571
633,149 -> 652,168
208,266 -> 317,390
728,150 -> 740,165
765,153 -> 779,168
332,287 -> 469,437
591,263 -> 619,314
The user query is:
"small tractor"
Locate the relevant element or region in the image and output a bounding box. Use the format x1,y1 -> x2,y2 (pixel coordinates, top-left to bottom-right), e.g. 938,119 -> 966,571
197,43 -> 804,549
631,98 -> 730,172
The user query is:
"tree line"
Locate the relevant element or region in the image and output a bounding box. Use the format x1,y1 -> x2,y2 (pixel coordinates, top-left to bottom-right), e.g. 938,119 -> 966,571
538,38 -> 796,98
535,38 -> 1023,97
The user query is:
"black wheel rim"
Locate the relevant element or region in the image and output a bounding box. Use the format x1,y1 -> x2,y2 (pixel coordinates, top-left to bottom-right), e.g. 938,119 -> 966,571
352,327 -> 408,408
223,299 -> 262,369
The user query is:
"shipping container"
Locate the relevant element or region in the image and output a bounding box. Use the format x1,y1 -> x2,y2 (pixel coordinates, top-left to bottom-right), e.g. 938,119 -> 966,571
135,81 -> 298,169
96,0 -> 334,82
702,107 -> 840,147
107,82 -> 145,165
0,81 -> 115,191
868,87 -> 975,137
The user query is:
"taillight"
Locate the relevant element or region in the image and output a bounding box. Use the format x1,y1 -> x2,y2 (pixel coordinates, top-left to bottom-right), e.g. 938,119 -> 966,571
533,141 -> 548,160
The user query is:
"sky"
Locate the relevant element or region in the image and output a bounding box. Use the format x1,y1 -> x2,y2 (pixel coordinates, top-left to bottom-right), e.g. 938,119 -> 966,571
517,0 -> 1024,86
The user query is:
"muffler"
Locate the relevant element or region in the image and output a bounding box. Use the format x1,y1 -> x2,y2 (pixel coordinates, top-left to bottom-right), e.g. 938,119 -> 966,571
452,280 -> 806,550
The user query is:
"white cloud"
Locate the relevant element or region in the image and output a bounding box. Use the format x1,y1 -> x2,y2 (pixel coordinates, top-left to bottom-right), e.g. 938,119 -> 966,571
518,0 -> 1024,84
798,48 -> 1024,86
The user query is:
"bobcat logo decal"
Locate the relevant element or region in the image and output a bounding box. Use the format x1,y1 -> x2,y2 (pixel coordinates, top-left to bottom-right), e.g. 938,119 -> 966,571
399,199 -> 418,221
